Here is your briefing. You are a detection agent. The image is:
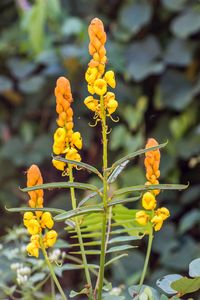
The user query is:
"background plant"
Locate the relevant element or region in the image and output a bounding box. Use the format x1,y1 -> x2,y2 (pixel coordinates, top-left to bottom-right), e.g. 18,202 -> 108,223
0,0 -> 200,299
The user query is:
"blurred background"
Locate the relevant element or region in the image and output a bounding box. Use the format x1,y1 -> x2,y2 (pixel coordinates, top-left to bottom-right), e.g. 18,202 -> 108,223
0,0 -> 200,297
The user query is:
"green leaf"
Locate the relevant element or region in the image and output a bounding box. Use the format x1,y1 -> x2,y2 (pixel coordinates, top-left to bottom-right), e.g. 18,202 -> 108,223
70,241 -> 101,247
128,285 -> 159,300
69,288 -> 88,298
78,189 -> 103,207
160,295 -> 169,300
7,58 -> 36,79
108,160 -> 129,183
109,141 -> 167,173
54,206 -> 103,221
52,155 -> 102,178
164,38 -> 192,67
107,244 -> 136,253
26,0 -> 46,54
61,17 -> 83,37
114,183 -> 188,196
54,239 -> 71,249
21,182 -> 99,193
5,206 -> 65,214
69,250 -> 101,255
108,196 -> 141,207
156,274 -> 183,294
179,209 -> 200,233
171,10 -> 200,39
61,263 -> 98,271
189,258 -> 200,277
126,36 -> 164,81
159,70 -> 195,111
119,2 -> 152,36
171,276 -> 200,295
19,75 -> 45,94
0,75 -> 13,92
161,0 -> 186,12
70,232 -> 102,239
108,236 -> 141,244
105,254 -> 128,267
30,272 -> 46,283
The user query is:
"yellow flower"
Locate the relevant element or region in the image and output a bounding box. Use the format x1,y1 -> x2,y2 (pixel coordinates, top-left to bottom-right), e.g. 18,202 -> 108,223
31,234 -> 40,246
87,84 -> 95,94
27,219 -> 41,235
136,211 -> 149,225
142,192 -> 157,210
71,132 -> 82,150
156,207 -> 170,220
26,242 -> 39,258
52,159 -> 66,171
85,67 -> 98,84
84,96 -> 99,112
65,147 -> 81,162
104,70 -> 116,88
54,127 -> 66,143
94,79 -> 107,95
40,212 -> 54,229
43,230 -> 57,248
151,215 -> 163,231
23,212 -> 34,227
107,99 -> 118,115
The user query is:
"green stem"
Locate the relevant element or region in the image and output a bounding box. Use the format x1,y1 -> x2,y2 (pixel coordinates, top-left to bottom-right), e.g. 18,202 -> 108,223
40,237 -> 67,300
68,165 -> 93,298
51,276 -> 55,299
139,227 -> 154,288
97,95 -> 108,300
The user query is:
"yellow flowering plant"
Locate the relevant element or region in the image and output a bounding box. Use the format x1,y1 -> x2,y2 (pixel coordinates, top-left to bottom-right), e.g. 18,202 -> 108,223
7,18 -> 188,300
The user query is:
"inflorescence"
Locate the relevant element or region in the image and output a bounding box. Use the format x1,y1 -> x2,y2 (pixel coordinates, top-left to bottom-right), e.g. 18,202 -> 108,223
23,165 -> 57,257
136,138 -> 170,231
84,18 -> 118,121
52,77 -> 82,173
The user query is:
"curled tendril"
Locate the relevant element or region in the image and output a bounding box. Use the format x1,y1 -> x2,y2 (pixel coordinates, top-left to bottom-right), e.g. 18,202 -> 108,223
76,166 -> 82,171
88,118 -> 100,127
62,170 -> 69,177
93,112 -> 99,119
109,115 -> 120,123
106,127 -> 112,135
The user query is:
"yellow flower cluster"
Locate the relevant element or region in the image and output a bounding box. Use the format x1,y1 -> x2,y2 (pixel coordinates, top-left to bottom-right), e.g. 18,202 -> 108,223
136,139 -> 170,231
52,77 -> 82,172
84,18 -> 118,117
24,165 -> 57,257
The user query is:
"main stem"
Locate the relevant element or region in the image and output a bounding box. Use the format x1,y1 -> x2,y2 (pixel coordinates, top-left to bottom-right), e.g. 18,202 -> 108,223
68,165 -> 93,298
40,237 -> 67,300
97,95 -> 108,300
139,227 -> 154,288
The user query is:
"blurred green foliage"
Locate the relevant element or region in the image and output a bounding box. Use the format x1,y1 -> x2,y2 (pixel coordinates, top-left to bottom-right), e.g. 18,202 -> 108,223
0,0 -> 200,298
